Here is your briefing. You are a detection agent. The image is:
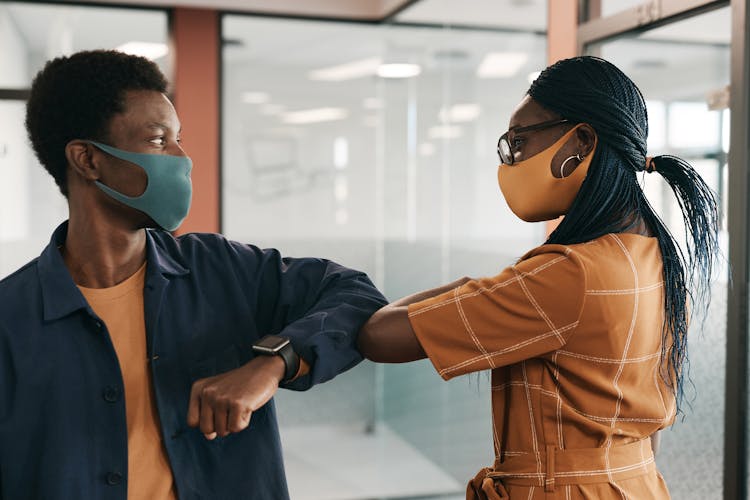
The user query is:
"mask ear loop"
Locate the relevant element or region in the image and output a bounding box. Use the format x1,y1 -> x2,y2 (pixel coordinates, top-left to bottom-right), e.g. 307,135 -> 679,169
559,153 -> 584,178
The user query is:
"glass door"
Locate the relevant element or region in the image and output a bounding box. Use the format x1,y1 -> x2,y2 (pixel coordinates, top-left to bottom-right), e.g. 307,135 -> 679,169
584,4 -> 731,499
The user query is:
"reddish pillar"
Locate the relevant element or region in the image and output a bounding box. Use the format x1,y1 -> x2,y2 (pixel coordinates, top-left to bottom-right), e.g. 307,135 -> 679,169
546,0 -> 579,236
171,8 -> 220,234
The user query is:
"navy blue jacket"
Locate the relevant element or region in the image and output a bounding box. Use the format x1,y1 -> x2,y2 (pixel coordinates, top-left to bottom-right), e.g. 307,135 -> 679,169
0,222 -> 387,499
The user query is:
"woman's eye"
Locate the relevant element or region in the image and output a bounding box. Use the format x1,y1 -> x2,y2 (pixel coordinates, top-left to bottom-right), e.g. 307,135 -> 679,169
512,136 -> 525,148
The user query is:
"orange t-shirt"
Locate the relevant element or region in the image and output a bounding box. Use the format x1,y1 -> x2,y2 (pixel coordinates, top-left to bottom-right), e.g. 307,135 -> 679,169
79,264 -> 176,500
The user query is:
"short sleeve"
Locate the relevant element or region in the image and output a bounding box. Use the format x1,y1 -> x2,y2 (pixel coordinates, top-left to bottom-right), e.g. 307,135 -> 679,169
407,246 -> 586,380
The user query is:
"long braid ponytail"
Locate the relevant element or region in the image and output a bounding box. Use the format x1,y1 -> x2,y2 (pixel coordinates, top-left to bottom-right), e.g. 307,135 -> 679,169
528,56 -> 719,415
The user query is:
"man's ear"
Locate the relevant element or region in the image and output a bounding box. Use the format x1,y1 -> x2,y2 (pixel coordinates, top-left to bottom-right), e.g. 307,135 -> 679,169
577,124 -> 597,156
65,140 -> 100,181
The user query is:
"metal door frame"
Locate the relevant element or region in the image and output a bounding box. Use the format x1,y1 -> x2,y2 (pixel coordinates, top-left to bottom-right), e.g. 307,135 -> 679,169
577,1 -> 747,498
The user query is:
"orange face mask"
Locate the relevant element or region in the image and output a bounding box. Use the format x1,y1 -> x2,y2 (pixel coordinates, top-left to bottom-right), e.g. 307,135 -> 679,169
497,124 -> 597,222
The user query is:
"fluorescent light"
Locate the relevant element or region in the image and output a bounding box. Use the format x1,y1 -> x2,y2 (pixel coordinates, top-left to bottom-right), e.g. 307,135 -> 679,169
260,103 -> 285,115
334,176 -> 348,201
116,42 -> 168,61
419,142 -> 435,156
527,71 -> 542,84
439,103 -> 481,123
241,92 -> 270,104
428,125 -> 462,140
333,137 -> 348,169
377,63 -> 421,79
281,107 -> 348,125
362,97 -> 383,110
477,52 -> 528,78
335,208 -> 349,225
363,116 -> 380,127
267,126 -> 306,136
309,57 -> 382,81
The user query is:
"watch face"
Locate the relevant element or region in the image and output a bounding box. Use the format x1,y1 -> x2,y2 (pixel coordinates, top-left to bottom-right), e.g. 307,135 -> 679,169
254,335 -> 290,353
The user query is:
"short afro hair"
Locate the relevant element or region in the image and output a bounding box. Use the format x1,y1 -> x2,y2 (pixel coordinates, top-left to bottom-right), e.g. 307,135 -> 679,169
25,49 -> 168,197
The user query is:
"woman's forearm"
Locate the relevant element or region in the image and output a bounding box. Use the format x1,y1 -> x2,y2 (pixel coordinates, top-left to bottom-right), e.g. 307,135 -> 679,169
390,276 -> 471,307
358,276 -> 471,363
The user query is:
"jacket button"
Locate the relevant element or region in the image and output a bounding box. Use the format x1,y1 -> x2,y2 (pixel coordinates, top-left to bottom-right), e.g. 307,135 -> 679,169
102,386 -> 121,403
106,471 -> 123,485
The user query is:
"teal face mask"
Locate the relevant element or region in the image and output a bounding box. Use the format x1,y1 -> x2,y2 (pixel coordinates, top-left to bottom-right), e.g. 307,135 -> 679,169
88,141 -> 193,231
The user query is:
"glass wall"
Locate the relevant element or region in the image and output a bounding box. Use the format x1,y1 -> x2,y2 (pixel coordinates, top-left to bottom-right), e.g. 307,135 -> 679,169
587,6 -> 730,499
0,2 -> 168,278
222,5 -> 547,498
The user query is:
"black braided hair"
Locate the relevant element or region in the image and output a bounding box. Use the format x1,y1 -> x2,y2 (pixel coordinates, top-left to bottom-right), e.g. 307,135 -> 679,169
528,56 -> 719,416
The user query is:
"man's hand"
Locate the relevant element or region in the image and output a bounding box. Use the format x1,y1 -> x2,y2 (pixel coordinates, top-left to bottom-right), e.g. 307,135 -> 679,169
187,355 -> 285,440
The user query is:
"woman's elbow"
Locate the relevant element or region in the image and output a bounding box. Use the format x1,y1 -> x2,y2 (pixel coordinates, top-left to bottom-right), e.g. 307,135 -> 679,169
357,305 -> 390,363
357,307 -> 386,361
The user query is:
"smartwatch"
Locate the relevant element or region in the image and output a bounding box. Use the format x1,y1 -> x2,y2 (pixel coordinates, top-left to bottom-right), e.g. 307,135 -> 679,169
251,335 -> 299,383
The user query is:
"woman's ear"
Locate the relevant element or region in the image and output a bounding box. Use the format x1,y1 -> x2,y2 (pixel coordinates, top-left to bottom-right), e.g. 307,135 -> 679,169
65,140 -> 100,181
577,124 -> 597,156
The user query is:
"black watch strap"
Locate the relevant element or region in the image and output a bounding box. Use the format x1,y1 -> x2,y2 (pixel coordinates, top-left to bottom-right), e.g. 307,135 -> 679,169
252,335 -> 300,382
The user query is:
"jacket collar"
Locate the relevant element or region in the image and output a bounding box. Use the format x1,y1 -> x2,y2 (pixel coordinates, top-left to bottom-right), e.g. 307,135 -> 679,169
144,228 -> 190,278
38,221 -> 189,322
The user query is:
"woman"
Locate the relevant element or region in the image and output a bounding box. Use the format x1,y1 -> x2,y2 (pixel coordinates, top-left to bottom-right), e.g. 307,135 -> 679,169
357,56 -> 718,499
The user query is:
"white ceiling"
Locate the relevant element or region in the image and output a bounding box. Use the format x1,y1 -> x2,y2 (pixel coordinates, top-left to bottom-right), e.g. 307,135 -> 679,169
38,0 -> 415,21
395,0 -> 546,31
2,0 -> 730,102
640,6 -> 730,45
5,3 -> 167,59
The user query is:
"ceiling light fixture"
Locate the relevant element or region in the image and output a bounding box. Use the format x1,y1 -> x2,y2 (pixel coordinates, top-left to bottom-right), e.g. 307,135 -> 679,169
527,71 -> 542,84
477,52 -> 528,78
428,125 -> 462,140
241,92 -> 270,104
376,63 -> 422,79
309,57 -> 382,81
115,42 -> 169,61
281,107 -> 349,125
439,103 -> 481,123
260,104 -> 285,115
363,97 -> 383,110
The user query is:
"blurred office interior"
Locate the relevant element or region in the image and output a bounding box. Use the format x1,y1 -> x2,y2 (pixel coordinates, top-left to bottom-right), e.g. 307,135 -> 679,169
0,1 -> 746,498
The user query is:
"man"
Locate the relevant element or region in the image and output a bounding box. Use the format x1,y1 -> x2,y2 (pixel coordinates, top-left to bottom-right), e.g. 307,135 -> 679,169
0,50 -> 387,499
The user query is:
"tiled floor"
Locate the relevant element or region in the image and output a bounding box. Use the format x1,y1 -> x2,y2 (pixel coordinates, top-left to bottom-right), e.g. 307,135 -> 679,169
281,423 -> 463,500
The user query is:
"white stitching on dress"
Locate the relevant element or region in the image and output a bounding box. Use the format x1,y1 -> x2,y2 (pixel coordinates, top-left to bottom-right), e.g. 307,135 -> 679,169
586,282 -> 664,295
408,256 -> 569,317
454,286 -> 495,368
492,382 -> 667,423
514,267 -> 565,345
439,322 -> 578,376
554,351 -> 565,450
495,456 -> 654,480
522,361 -> 542,483
556,350 -> 660,364
605,234 -> 639,500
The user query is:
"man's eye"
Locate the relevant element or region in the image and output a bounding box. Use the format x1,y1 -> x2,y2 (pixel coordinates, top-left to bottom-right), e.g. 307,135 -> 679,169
149,137 -> 166,145
512,136 -> 524,148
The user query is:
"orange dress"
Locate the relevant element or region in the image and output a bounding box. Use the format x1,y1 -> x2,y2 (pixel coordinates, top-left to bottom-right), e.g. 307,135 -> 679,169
408,233 -> 674,499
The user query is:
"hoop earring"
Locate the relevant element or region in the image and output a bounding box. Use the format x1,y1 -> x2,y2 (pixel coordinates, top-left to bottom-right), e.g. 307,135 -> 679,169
559,153 -> 583,178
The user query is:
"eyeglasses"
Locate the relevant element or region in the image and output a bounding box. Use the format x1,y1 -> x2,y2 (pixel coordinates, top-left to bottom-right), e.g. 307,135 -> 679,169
497,118 -> 570,165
